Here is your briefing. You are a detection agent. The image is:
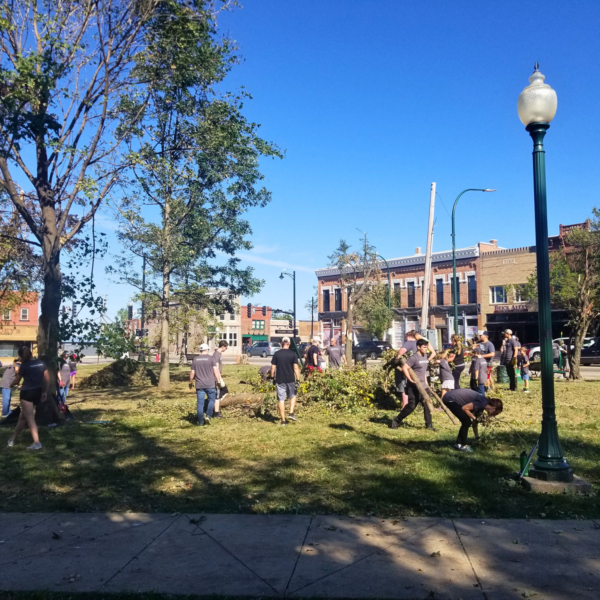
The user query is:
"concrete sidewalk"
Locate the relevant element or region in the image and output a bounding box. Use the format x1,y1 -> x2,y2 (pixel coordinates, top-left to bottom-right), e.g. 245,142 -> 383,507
1,513 -> 598,599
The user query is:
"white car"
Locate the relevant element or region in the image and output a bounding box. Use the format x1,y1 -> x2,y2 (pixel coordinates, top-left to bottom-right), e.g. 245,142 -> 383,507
527,337 -> 592,362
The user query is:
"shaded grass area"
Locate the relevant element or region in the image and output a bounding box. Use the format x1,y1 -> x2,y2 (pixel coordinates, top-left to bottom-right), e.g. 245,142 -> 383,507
1,363 -> 599,519
0,594 -> 382,600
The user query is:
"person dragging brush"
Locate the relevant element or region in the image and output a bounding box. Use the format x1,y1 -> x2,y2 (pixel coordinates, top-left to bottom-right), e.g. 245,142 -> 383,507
443,388 -> 503,453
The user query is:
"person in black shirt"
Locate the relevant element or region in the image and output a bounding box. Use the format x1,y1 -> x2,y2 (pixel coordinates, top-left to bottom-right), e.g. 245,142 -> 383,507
305,337 -> 321,374
444,389 -> 503,452
270,337 -> 300,425
7,346 -> 48,450
450,334 -> 465,389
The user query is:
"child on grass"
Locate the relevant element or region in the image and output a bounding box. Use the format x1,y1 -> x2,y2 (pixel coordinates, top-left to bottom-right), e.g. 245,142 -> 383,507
517,346 -> 530,393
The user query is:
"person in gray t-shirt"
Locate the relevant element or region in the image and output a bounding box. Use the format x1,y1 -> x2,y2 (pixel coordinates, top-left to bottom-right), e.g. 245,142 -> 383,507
1,359 -> 20,418
325,338 -> 346,369
392,339 -> 434,431
190,344 -> 222,425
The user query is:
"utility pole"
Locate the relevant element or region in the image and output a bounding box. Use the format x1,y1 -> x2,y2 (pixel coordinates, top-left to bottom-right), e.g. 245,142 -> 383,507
420,182 -> 436,337
310,297 -> 314,338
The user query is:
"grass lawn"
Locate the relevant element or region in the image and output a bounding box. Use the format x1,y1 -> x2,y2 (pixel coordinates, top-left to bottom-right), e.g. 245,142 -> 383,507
1,362 -> 599,519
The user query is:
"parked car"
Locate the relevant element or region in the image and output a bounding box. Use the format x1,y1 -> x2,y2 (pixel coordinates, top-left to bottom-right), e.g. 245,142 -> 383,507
520,342 -> 539,357
527,337 -> 592,362
580,337 -> 600,365
247,341 -> 282,357
352,340 -> 392,360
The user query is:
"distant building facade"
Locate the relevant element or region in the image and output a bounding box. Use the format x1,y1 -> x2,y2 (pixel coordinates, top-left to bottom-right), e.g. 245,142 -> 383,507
0,293 -> 39,362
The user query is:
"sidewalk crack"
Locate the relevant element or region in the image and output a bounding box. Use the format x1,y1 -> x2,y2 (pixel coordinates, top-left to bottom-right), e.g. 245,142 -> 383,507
97,514 -> 181,591
452,519 -> 487,600
284,515 -> 313,597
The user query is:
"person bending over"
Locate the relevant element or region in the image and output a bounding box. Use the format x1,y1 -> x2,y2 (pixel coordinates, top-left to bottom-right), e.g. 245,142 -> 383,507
443,388 -> 503,452
438,350 -> 456,398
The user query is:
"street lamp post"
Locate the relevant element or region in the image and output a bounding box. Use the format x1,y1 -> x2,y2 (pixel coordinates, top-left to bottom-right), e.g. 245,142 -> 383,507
518,64 -> 572,482
451,188 -> 496,334
279,270 -> 297,336
377,254 -> 392,341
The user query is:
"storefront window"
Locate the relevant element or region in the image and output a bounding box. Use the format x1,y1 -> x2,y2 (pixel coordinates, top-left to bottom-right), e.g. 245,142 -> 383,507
490,286 -> 507,304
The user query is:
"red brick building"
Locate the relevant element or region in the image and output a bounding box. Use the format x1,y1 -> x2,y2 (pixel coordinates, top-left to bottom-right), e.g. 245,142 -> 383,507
0,293 -> 39,361
241,304 -> 273,348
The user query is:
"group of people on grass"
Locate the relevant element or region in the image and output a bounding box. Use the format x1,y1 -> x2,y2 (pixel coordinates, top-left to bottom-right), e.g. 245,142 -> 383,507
3,348 -> 79,450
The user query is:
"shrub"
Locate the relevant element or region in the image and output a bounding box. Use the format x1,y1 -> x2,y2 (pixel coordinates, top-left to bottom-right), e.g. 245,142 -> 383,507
79,359 -> 158,389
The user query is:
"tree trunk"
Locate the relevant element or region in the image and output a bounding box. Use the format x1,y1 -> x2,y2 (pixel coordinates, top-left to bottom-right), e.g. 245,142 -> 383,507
570,321 -> 588,381
35,240 -> 61,424
159,263 -> 171,389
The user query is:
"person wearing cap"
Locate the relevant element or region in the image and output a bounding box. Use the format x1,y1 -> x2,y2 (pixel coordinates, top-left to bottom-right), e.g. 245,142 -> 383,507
469,347 -> 487,395
501,329 -> 519,392
270,336 -> 301,425
392,338 -> 436,431
189,343 -> 222,425
212,340 -> 229,419
478,331 -> 495,365
305,337 -> 321,374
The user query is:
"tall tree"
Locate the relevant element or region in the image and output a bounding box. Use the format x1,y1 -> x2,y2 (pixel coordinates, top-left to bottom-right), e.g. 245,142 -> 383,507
328,235 -> 380,363
111,1 -> 281,388
523,213 -> 600,380
354,283 -> 393,340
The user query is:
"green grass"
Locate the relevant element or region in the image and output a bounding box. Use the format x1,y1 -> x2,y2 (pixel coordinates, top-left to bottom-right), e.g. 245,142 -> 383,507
1,362 -> 599,519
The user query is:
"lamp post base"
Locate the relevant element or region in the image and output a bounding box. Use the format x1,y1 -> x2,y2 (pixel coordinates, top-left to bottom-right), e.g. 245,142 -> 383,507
528,465 -> 573,483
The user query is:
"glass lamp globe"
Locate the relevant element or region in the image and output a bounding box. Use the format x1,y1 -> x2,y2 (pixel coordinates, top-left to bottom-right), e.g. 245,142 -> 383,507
517,64 -> 557,126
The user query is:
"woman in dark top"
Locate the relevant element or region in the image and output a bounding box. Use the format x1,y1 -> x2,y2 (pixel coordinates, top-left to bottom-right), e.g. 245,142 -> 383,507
450,334 -> 465,389
443,388 -> 503,452
69,354 -> 78,389
7,346 -> 49,451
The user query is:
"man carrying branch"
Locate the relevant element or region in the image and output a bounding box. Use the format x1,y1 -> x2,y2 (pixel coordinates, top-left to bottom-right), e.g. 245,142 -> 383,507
392,339 -> 436,431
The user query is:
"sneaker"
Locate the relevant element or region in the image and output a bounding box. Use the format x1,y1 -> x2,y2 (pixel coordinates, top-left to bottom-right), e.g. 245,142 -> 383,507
205,416 -> 211,425
7,439 -> 14,447
523,389 -> 530,393
26,442 -> 42,451
213,412 -> 224,419
426,426 -> 437,432
391,416 -> 400,429
280,420 -> 287,426
459,445 -> 474,453
288,413 -> 298,421
453,444 -> 463,451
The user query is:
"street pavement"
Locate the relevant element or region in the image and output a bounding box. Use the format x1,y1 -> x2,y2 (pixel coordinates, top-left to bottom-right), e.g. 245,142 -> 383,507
0,512 -> 599,599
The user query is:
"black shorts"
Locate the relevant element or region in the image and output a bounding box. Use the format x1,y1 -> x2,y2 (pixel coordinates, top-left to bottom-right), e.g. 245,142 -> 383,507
20,388 -> 43,405
216,385 -> 229,399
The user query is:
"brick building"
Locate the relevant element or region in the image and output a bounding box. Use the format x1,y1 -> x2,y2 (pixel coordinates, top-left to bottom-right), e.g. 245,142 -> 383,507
241,305 -> 273,348
0,293 -> 39,361
316,242 -> 499,348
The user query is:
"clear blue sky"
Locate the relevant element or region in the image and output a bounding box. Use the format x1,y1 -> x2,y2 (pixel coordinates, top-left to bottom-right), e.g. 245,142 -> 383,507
96,0 -> 600,321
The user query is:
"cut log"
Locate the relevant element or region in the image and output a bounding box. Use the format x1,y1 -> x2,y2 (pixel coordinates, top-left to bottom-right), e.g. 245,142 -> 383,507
220,393 -> 264,407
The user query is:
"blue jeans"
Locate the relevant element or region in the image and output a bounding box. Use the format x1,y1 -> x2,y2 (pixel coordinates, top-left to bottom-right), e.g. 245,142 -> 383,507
196,388 -> 216,424
1,388 -> 11,417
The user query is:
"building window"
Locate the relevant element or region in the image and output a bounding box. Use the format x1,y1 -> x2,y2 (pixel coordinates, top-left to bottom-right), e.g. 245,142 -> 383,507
322,290 -> 330,312
219,313 -> 225,321
219,332 -> 238,347
334,288 -> 342,311
450,277 -> 460,305
2,310 -> 10,321
468,275 -> 476,304
20,308 -> 29,321
490,286 -> 507,304
333,318 -> 342,327
514,284 -> 526,303
252,320 -> 265,330
393,282 -> 401,307
229,311 -> 235,321
407,282 -> 415,308
436,279 -> 444,305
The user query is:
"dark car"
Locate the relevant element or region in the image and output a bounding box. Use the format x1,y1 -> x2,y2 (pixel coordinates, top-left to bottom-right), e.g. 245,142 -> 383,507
580,337 -> 600,366
352,340 -> 392,360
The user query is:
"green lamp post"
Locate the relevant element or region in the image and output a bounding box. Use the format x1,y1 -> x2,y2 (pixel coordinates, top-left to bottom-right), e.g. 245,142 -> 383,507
451,188 -> 496,335
518,63 -> 572,481
279,269 -> 297,336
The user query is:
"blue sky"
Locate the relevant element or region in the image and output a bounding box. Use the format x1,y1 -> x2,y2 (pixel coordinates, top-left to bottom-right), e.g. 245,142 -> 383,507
95,0 -> 600,321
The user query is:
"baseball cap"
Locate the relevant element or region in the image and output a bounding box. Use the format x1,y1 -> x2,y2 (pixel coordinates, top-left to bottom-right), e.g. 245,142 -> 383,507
472,347 -> 482,354
199,343 -> 209,351
503,329 -> 513,335
282,336 -> 290,343
480,330 -> 489,337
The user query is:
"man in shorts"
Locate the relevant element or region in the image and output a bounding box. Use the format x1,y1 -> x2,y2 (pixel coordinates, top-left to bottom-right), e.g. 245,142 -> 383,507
270,337 -> 301,426
392,338 -> 435,431
212,340 -> 229,418
305,337 -> 321,374
189,343 -> 222,425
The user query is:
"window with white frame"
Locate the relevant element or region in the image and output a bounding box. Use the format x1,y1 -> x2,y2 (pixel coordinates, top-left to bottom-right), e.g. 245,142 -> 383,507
218,332 -> 238,347
2,310 -> 10,321
219,313 -> 225,321
252,320 -> 265,330
20,308 -> 29,321
229,311 -> 235,321
514,284 -> 526,303
490,286 -> 507,304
